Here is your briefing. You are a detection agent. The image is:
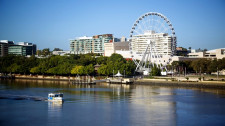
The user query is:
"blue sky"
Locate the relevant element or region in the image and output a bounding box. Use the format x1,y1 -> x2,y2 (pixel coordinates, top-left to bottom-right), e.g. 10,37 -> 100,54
0,0 -> 225,50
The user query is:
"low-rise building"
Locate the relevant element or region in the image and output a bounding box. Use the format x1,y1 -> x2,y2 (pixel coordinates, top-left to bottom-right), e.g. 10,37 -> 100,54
188,48 -> 225,59
104,41 -> 131,58
205,48 -> 225,59
52,51 -> 73,56
104,42 -> 115,57
0,40 -> 14,57
8,42 -> 36,56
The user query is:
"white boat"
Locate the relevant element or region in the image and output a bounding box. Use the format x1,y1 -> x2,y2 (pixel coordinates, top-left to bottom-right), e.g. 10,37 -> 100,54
48,93 -> 63,101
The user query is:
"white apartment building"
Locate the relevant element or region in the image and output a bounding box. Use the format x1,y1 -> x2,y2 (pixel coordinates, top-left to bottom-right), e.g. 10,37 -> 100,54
130,31 -> 175,65
131,30 -> 173,56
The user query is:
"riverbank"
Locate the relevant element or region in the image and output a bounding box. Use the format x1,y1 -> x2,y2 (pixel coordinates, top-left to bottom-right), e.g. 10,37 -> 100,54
1,74 -> 225,89
135,78 -> 225,89
1,74 -> 104,81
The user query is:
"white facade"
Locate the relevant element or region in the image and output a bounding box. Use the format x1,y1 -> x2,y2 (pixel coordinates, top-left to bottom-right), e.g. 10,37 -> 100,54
121,36 -> 127,42
0,40 -> 14,44
188,48 -> 225,59
18,42 -> 32,46
104,42 -> 130,58
104,43 -> 115,57
52,51 -> 73,56
115,50 -> 131,59
130,31 -> 174,65
131,31 -> 173,56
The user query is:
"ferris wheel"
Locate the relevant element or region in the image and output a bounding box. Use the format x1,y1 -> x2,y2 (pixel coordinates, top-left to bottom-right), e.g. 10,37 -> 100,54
129,12 -> 177,74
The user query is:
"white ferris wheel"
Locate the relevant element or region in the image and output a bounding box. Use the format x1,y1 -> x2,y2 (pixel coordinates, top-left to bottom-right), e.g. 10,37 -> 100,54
129,12 -> 177,74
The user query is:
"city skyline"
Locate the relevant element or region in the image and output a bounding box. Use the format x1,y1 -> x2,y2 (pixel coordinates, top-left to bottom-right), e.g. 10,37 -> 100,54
0,0 -> 225,50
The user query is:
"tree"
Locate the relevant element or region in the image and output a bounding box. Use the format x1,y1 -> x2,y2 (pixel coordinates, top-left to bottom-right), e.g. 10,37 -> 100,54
84,64 -> 95,75
30,66 -> 41,74
221,58 -> 225,69
150,64 -> 161,76
122,60 -> 136,76
7,63 -> 20,73
78,54 -> 96,66
207,59 -> 218,73
108,53 -> 126,63
53,48 -> 63,51
171,61 -> 179,73
71,65 -> 85,75
191,59 -> 211,74
42,48 -> 51,56
97,64 -> 108,75
57,62 -> 73,75
36,50 -> 42,56
0,53 -> 138,76
96,56 -> 108,65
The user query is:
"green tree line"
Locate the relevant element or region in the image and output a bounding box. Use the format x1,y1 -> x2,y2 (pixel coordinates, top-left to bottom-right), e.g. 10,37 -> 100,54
1,54 -> 225,76
0,53 -> 136,76
168,58 -> 225,74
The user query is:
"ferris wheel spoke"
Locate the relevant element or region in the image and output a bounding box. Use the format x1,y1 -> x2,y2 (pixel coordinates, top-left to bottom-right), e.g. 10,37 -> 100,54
133,30 -> 142,36
160,22 -> 167,34
162,26 -> 170,34
135,23 -> 144,35
130,12 -> 176,74
158,20 -> 166,33
155,19 -> 162,33
146,16 -> 151,30
138,22 -> 146,34
153,19 -> 160,32
142,16 -> 150,32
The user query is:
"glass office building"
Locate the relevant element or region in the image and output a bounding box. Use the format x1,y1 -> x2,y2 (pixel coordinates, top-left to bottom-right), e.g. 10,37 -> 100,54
0,40 -> 14,57
8,42 -> 36,56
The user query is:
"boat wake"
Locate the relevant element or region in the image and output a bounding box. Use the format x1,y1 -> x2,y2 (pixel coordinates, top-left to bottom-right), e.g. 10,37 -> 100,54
0,94 -> 47,101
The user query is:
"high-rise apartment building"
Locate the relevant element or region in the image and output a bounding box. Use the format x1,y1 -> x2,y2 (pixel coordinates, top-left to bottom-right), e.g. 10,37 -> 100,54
131,31 -> 174,56
130,31 -> 176,65
70,34 -> 113,54
70,36 -> 93,54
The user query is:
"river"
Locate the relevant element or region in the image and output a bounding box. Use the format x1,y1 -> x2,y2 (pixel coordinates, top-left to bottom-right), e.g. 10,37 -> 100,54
0,79 -> 225,126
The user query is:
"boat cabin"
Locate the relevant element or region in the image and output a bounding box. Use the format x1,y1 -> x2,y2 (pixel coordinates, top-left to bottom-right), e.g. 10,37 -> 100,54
48,93 -> 63,101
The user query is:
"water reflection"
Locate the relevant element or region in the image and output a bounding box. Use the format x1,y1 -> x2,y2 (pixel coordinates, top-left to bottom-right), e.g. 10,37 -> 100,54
126,85 -> 176,125
1,79 -> 225,125
48,101 -> 63,125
